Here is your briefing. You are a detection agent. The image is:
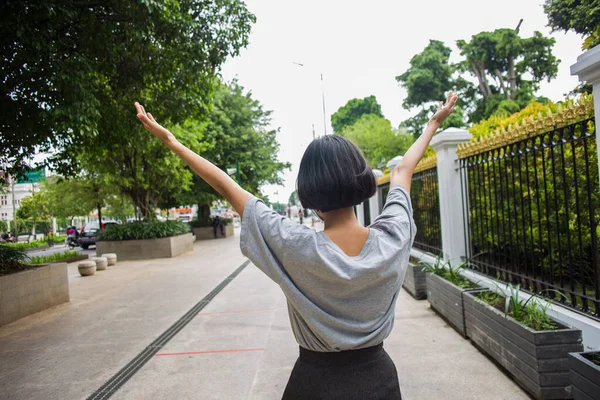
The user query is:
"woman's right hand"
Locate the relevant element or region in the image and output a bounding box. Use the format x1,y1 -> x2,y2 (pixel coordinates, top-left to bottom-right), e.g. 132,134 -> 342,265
134,102 -> 176,145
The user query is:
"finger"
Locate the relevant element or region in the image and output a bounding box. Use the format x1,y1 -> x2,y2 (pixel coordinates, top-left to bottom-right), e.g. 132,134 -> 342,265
134,102 -> 143,114
147,113 -> 157,123
140,104 -> 148,117
449,95 -> 458,107
438,101 -> 443,111
138,114 -> 150,126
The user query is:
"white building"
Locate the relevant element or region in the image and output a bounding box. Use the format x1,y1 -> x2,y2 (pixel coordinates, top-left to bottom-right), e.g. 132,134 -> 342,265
1,177 -> 41,232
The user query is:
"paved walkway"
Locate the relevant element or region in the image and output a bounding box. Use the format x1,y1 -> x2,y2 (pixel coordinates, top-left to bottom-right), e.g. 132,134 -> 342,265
0,230 -> 529,400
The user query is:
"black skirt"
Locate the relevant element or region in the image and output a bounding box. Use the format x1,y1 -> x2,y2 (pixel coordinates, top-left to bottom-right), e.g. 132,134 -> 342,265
282,343 -> 402,400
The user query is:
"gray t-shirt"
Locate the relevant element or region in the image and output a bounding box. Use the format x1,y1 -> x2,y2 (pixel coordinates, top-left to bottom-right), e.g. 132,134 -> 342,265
240,186 -> 416,352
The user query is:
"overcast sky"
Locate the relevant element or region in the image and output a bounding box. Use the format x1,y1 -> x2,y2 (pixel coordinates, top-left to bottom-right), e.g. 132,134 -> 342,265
221,0 -> 585,204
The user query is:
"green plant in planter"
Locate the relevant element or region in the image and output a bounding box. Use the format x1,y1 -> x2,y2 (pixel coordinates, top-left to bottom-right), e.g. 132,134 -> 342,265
420,258 -> 445,275
583,352 -> 600,366
26,250 -> 80,265
477,282 -> 560,331
476,290 -> 504,309
100,221 -> 189,241
420,258 -> 475,289
0,245 -> 28,275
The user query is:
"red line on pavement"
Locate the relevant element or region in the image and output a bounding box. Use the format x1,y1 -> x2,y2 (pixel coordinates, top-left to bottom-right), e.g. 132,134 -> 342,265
155,348 -> 265,357
197,307 -> 279,316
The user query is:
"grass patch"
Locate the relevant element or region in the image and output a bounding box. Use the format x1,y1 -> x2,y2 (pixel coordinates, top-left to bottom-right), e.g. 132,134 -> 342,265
26,250 -> 80,265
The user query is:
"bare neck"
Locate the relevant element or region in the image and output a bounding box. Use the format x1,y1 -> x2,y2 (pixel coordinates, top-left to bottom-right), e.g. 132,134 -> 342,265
321,207 -> 360,231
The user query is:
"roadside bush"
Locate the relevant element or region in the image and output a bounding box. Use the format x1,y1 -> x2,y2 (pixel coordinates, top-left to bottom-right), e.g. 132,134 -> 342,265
3,240 -> 48,250
100,221 -> 190,241
0,245 -> 28,275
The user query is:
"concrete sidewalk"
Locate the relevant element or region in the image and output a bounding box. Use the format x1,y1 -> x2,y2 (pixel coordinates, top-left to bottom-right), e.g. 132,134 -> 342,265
0,231 -> 529,400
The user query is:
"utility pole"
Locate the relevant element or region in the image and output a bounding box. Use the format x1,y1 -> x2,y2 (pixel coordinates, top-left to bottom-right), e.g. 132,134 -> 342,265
321,73 -> 327,135
312,124 -> 316,140
293,62 -> 328,137
11,176 -> 16,237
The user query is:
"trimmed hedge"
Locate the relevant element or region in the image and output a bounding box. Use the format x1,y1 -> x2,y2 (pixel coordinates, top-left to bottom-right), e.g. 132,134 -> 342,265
100,221 -> 190,241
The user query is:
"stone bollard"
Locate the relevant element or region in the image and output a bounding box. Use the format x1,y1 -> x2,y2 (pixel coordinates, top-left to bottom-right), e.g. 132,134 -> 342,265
90,257 -> 108,271
78,261 -> 97,276
102,253 -> 117,266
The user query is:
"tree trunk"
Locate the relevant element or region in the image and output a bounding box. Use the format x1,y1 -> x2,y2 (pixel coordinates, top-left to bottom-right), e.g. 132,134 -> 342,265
197,203 -> 211,226
471,61 -> 492,98
507,56 -> 517,99
97,204 -> 103,230
494,69 -> 508,97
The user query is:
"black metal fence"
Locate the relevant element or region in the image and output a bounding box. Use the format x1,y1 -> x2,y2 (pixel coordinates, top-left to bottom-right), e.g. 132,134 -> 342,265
460,118 -> 599,318
411,167 -> 442,256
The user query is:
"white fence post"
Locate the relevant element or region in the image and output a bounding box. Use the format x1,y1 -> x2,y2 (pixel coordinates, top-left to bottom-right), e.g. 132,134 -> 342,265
571,45 -> 600,180
430,127 -> 472,264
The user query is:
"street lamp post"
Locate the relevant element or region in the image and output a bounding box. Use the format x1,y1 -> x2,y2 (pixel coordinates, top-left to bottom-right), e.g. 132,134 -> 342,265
293,62 -> 328,137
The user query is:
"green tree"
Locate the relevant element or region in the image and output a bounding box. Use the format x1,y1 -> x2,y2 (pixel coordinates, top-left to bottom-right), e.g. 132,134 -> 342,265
456,28 -> 558,121
45,177 -> 123,224
396,28 -> 559,133
340,115 -> 414,169
104,195 -> 135,221
396,40 -> 456,109
16,190 -> 51,238
0,0 -> 255,180
544,0 -> 600,50
288,191 -> 299,206
45,179 -> 94,224
331,96 -> 384,133
396,40 -> 471,137
173,81 -> 290,225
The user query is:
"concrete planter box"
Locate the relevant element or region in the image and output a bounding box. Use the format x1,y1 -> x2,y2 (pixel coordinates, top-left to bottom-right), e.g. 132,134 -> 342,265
96,233 -> 194,261
426,272 -> 483,337
403,262 -> 427,300
193,224 -> 234,241
464,291 -> 583,399
0,263 -> 69,327
568,352 -> 600,400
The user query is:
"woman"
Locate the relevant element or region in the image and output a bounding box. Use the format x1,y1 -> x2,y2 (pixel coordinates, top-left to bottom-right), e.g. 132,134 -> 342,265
134,91 -> 457,399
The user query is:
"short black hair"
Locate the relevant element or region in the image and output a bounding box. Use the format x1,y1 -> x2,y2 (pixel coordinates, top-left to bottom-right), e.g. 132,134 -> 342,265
297,135 -> 376,212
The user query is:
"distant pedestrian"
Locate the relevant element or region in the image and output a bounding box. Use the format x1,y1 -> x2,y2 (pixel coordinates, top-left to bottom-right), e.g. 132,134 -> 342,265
135,92 -> 457,399
212,216 -> 224,238
298,209 -> 303,225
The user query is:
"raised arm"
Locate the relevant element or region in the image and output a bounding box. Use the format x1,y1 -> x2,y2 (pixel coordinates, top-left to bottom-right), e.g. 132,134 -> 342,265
391,92 -> 458,192
135,102 -> 252,216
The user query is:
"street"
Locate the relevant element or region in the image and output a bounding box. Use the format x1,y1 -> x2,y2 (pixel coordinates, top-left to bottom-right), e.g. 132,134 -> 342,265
0,230 -> 528,400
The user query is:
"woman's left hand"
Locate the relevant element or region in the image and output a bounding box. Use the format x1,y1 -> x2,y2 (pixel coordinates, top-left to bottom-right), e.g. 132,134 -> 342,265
134,102 -> 176,145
